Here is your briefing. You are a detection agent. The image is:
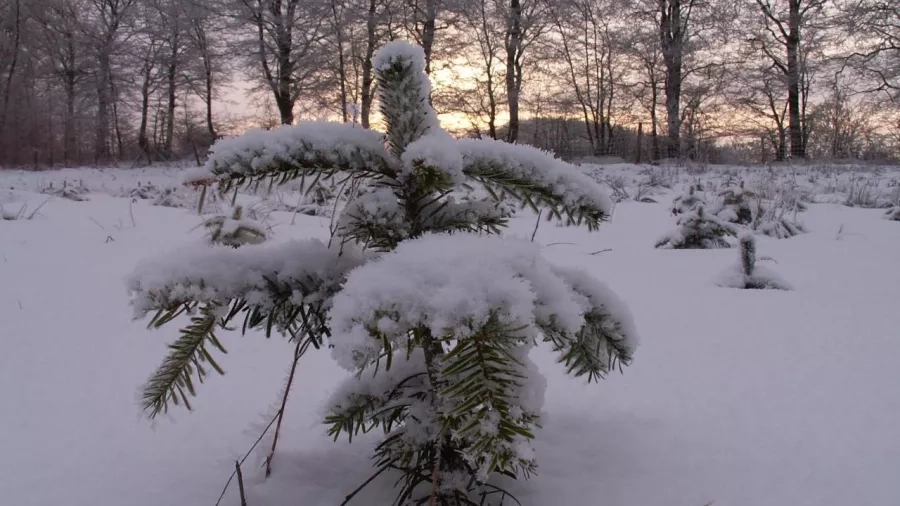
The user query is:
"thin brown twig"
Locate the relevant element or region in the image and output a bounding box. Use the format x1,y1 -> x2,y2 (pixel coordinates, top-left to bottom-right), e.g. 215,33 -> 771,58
214,413 -> 280,506
428,448 -> 441,506
265,339 -> 303,477
235,460 -> 248,506
530,209 -> 543,241
339,462 -> 394,506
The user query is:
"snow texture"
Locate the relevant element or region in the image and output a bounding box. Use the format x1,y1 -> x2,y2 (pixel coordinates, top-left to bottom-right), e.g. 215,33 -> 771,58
756,218 -> 806,238
656,205 -> 738,249
203,122 -> 395,180
204,206 -> 268,248
373,40 -> 443,156
551,265 -> 640,352
457,137 -> 614,216
710,184 -> 753,225
328,232 -> 635,372
6,164 -> 900,506
327,348 -> 438,445
713,263 -> 793,290
372,39 -> 428,77
670,185 -> 704,215
335,186 -> 410,246
127,239 -> 371,317
400,131 -> 464,183
422,195 -> 515,230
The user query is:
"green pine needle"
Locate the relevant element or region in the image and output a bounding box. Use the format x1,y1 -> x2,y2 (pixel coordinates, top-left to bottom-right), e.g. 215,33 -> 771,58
141,303 -> 227,418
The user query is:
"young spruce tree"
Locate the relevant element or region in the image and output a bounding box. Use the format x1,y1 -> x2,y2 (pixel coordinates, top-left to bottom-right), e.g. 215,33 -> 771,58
713,233 -> 792,290
655,204 -> 738,249
127,41 -> 637,504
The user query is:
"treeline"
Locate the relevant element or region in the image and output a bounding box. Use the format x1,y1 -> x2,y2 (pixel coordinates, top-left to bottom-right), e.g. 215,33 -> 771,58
1,0 -> 899,168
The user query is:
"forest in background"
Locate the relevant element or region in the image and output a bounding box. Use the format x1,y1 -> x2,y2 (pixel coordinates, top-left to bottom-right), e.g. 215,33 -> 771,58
1,0 -> 899,168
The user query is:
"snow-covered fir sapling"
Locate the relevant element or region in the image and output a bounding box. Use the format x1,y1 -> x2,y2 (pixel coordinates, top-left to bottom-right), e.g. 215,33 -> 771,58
151,187 -> 192,209
884,205 -> 900,221
712,181 -> 753,225
125,41 -> 637,504
655,204 -> 738,249
202,205 -> 268,247
713,233 -> 792,290
41,179 -> 89,201
670,184 -> 704,215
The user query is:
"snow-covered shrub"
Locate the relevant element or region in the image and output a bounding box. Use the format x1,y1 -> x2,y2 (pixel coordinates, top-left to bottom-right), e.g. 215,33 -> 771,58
603,174 -> 659,203
844,175 -> 888,208
755,218 -> 806,239
670,184 -> 704,215
639,166 -> 678,189
202,205 -> 267,247
884,206 -> 900,221
126,182 -> 162,200
711,181 -> 753,225
656,204 -> 737,249
40,179 -> 89,201
1,198 -> 49,221
713,234 -> 792,290
126,41 -> 636,504
151,187 -> 193,209
748,176 -> 807,239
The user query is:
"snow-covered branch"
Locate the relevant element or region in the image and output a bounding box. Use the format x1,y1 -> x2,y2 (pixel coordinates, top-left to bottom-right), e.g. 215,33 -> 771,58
457,138 -> 614,230
198,122 -> 398,188
128,239 -> 371,320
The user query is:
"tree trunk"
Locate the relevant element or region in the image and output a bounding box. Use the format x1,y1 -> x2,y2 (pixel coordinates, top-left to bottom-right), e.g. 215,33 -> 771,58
112,78 -> 124,160
487,69 -> 498,139
1,0 -> 21,150
138,60 -> 153,163
786,0 -> 804,159
505,0 -> 522,143
650,85 -> 660,161
64,71 -> 77,164
421,0 -> 437,74
164,53 -> 177,155
332,2 -> 349,123
95,49 -> 112,163
659,0 -> 685,159
664,62 -> 681,159
360,0 -> 377,128
204,66 -> 216,140
277,38 -> 294,125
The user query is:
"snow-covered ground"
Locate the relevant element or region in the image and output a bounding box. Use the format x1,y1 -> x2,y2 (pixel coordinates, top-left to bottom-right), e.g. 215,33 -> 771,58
1,164 -> 899,506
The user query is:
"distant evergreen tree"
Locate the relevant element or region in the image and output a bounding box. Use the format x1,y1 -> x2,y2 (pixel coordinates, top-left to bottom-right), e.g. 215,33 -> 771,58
656,204 -> 738,249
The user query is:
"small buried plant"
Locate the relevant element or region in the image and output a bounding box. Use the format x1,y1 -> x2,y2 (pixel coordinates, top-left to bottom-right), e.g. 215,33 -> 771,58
884,205 -> 900,221
711,181 -> 753,225
713,233 -> 792,290
126,41 -> 637,505
202,205 -> 268,247
656,204 -> 738,249
40,179 -> 90,201
1,198 -> 50,221
670,184 -> 705,215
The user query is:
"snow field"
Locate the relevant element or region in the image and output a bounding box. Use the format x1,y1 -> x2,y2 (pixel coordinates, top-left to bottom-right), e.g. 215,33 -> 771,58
1,165 -> 899,506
